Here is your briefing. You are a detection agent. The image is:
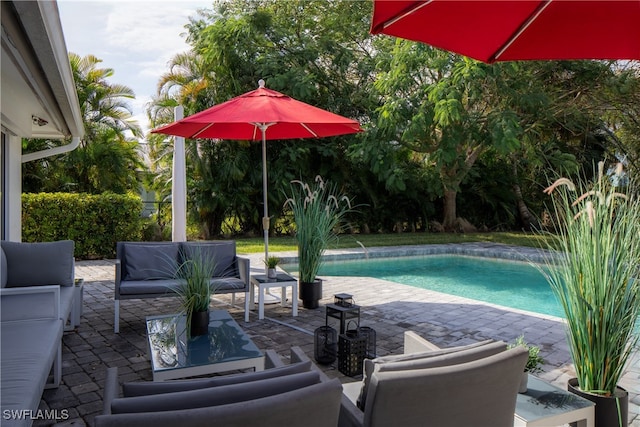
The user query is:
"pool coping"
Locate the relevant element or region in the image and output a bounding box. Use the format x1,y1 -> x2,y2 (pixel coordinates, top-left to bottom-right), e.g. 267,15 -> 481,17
275,242 -> 559,265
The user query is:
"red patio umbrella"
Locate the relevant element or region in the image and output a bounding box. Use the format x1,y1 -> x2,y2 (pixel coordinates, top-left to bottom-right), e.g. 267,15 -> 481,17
152,80 -> 362,267
371,0 -> 640,63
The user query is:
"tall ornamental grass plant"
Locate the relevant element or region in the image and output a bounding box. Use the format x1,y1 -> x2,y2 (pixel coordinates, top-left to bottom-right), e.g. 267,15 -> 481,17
541,162 -> 640,396
284,176 -> 355,284
173,249 -> 217,334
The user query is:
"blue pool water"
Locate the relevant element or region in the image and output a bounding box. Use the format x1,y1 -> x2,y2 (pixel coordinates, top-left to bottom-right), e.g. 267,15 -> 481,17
284,255 -> 561,318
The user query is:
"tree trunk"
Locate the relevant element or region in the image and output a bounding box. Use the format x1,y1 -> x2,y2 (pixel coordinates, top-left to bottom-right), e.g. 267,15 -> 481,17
442,189 -> 458,231
511,158 -> 536,230
439,145 -> 483,233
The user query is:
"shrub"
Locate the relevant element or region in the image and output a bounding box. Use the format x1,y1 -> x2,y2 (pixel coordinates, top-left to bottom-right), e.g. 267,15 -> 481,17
22,192 -> 143,259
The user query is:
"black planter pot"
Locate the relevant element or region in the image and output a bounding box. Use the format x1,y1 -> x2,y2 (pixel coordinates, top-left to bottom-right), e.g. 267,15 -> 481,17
299,278 -> 323,309
568,378 -> 628,427
190,310 -> 210,337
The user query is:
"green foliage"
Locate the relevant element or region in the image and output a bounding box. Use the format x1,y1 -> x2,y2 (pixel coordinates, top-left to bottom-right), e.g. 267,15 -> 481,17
284,176 -> 356,283
22,193 -> 143,259
143,0 -> 640,235
509,336 -> 545,374
265,256 -> 280,268
148,0 -> 376,238
22,53 -> 144,194
538,162 -> 640,396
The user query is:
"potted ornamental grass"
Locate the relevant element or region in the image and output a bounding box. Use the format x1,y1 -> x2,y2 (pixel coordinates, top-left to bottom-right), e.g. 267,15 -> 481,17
539,161 -> 640,427
284,176 -> 356,309
174,249 -> 217,337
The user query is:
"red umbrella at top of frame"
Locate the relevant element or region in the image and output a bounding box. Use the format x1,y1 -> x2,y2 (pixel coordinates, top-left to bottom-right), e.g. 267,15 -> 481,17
370,0 -> 640,63
151,80 -> 362,268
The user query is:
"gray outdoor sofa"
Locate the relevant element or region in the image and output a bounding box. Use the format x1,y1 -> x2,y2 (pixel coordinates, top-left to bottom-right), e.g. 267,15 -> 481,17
0,240 -> 80,427
95,346 -> 343,427
114,240 -> 251,332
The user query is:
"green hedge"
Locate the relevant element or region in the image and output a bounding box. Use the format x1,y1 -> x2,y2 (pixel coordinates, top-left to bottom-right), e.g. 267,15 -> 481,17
22,192 -> 143,259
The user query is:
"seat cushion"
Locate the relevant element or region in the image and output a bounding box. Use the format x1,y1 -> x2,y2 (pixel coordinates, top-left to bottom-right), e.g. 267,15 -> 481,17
357,340 -> 505,409
123,243 -> 180,280
118,279 -> 185,296
0,319 -> 64,419
1,240 -> 74,287
123,360 -> 312,397
111,371 -> 321,414
211,277 -> 246,292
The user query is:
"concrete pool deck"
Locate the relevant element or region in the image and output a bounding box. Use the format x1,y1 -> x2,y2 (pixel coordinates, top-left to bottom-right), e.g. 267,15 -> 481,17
38,243 -> 639,426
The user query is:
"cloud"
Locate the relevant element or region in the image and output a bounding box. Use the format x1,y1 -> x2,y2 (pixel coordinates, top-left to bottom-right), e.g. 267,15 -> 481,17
104,3 -> 199,57
58,1 -> 209,140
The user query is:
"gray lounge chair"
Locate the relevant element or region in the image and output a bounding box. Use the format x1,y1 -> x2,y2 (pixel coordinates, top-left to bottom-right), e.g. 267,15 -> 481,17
340,332 -> 528,427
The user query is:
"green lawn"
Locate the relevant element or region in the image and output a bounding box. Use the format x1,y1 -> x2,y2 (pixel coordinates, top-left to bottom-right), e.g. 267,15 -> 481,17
235,232 -> 553,254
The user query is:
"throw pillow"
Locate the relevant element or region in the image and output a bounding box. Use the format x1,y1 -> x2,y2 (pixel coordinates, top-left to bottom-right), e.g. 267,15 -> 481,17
124,243 -> 180,280
180,241 -> 236,277
111,371 -> 320,414
1,240 -> 74,287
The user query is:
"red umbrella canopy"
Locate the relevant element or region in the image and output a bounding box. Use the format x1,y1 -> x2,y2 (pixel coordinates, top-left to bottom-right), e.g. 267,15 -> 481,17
151,81 -> 362,140
371,0 -> 640,63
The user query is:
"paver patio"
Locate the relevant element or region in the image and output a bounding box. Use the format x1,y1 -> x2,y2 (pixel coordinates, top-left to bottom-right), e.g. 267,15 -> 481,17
35,244 -> 640,426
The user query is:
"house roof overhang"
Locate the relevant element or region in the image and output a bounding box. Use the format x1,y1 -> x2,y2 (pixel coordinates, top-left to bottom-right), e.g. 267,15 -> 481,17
1,1 -> 83,140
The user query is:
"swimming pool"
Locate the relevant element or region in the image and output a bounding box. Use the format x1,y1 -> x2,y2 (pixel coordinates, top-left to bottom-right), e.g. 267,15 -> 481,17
284,255 -> 561,318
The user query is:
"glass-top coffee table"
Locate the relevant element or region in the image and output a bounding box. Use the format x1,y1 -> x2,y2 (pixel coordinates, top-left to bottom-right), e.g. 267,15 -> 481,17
146,310 -> 264,381
514,375 -> 595,427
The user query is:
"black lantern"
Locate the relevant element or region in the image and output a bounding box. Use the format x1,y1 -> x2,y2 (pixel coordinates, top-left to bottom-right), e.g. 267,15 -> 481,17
334,293 -> 354,307
314,326 -> 337,365
358,326 -> 377,359
338,330 -> 367,377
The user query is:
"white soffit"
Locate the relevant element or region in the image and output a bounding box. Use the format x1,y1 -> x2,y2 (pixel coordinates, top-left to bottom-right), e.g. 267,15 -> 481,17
1,1 -> 83,140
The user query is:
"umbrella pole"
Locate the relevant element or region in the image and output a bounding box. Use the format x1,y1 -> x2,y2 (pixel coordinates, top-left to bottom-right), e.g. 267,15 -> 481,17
260,125 -> 269,275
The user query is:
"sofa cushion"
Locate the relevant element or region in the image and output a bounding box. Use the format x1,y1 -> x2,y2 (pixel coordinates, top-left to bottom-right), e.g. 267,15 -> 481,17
1,240 -> 74,287
123,243 -> 180,280
0,319 -> 64,418
123,360 -> 313,397
357,340 -> 505,410
180,241 -> 237,277
111,371 -> 320,414
118,279 -> 185,296
210,277 -> 246,292
1,246 -> 7,288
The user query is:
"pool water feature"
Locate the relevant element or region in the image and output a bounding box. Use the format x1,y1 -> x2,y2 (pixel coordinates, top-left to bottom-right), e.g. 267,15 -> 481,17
283,255 -> 561,318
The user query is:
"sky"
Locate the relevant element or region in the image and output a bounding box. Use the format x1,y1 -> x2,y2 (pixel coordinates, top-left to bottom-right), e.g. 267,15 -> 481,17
57,0 -> 211,137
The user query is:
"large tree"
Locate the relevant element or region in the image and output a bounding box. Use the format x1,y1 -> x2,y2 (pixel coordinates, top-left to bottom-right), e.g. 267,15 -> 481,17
374,39 -> 638,231
148,0 -> 378,237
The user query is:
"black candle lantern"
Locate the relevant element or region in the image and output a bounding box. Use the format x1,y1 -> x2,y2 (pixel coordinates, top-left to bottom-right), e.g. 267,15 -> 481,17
314,326 -> 337,365
358,326 -> 377,359
334,293 -> 354,307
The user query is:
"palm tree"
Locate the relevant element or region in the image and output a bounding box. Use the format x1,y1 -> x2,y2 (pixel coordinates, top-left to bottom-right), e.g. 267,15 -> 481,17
147,51 -> 255,238
23,53 -> 144,194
